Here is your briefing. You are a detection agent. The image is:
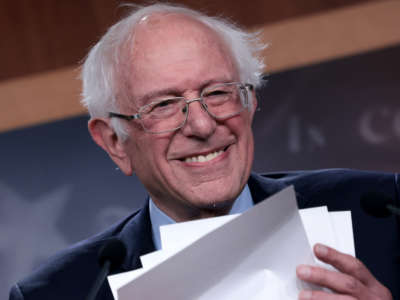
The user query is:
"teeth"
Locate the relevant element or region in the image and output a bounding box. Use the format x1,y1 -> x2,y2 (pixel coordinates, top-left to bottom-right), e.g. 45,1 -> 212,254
184,150 -> 223,163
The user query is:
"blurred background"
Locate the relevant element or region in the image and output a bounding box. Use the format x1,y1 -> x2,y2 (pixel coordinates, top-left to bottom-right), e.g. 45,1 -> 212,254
0,1 -> 399,299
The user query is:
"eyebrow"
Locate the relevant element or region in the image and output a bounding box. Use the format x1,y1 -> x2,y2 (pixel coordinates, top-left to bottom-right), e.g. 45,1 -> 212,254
137,88 -> 183,105
137,77 -> 236,104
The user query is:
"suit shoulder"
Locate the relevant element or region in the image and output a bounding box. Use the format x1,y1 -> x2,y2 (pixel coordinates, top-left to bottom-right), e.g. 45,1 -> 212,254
260,168 -> 393,181
258,169 -> 397,208
13,208 -> 143,300
13,237 -> 104,299
260,168 -> 395,188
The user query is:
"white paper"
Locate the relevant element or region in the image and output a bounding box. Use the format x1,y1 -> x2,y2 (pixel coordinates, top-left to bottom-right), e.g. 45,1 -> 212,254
300,206 -> 336,249
160,214 -> 238,250
139,215 -> 239,269
299,206 -> 337,267
140,215 -> 239,269
140,248 -> 177,269
108,186 -> 355,300
116,186 -> 317,300
107,269 -> 146,300
330,211 -> 355,257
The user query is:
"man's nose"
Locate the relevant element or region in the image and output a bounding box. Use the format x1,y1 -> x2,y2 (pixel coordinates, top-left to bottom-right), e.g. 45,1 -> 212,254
180,99 -> 217,139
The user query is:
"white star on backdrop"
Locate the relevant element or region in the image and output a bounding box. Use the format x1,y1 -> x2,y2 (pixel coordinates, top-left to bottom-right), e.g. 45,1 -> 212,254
0,182 -> 70,299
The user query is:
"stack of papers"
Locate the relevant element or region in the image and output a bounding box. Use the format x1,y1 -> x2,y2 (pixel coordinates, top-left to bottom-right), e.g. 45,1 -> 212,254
108,186 -> 355,299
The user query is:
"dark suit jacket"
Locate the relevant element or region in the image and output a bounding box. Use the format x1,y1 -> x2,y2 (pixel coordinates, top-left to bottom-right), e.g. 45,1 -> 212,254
9,169 -> 400,300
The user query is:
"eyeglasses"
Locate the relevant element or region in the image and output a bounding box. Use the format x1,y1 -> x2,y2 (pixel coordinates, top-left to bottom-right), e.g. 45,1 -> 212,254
109,82 -> 253,134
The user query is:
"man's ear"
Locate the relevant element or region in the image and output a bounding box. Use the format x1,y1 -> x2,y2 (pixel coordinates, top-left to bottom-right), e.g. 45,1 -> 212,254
88,118 -> 133,176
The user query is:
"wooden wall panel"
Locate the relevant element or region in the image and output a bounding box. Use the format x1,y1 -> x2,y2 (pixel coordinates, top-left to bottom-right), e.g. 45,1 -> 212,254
0,0 -> 118,81
0,67 -> 82,132
1,0 -> 398,133
0,0 -> 372,81
257,0 -> 400,72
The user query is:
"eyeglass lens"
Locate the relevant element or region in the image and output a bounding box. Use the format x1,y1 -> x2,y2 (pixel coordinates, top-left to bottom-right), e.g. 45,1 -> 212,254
140,83 -> 247,133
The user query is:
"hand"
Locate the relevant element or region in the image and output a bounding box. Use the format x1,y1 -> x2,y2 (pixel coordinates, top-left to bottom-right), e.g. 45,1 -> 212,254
296,243 -> 393,300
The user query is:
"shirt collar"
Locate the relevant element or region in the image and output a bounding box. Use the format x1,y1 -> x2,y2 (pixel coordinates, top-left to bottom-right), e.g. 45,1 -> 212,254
149,184 -> 253,250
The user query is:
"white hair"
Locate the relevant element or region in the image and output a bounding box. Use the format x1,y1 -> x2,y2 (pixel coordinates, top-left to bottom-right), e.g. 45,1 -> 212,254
81,3 -> 266,139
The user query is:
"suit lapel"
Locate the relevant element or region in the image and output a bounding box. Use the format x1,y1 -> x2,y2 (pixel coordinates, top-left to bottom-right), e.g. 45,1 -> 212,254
113,201 -> 155,273
248,172 -> 288,204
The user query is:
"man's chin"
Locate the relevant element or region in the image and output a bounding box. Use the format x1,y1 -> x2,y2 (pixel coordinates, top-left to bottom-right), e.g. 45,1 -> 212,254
185,187 -> 241,212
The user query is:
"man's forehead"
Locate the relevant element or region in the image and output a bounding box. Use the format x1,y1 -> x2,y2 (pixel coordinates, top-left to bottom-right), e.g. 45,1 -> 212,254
118,12 -> 237,111
134,12 -> 221,44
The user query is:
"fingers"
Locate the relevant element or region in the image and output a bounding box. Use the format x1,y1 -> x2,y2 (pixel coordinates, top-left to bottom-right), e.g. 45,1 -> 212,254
313,244 -> 373,285
296,264 -> 364,295
298,290 -> 356,300
296,244 -> 393,300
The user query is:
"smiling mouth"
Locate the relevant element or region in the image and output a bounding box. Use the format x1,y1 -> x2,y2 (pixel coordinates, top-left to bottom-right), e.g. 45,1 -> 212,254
183,147 -> 228,163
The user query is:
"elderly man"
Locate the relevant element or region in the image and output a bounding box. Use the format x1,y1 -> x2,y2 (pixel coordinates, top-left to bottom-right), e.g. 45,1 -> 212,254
10,3 -> 398,300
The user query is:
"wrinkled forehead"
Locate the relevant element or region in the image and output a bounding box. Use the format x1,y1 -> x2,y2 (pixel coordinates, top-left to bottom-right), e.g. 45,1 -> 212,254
118,12 -> 238,110
130,12 -> 236,68
134,12 -> 222,45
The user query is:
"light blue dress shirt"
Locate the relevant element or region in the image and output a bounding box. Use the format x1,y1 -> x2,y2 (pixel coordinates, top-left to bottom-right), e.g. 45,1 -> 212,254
149,184 -> 254,250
